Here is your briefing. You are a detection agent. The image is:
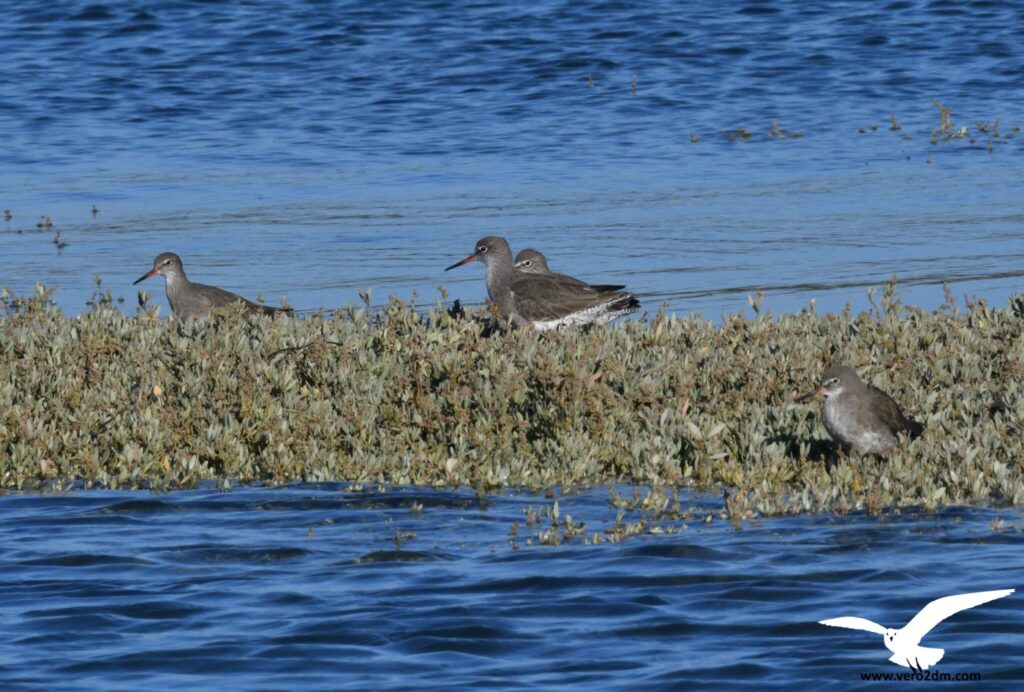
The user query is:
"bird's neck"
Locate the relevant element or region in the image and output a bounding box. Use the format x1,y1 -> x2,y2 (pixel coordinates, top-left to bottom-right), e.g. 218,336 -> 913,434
485,259 -> 510,289
164,271 -> 191,298
484,250 -> 514,296
484,255 -> 521,321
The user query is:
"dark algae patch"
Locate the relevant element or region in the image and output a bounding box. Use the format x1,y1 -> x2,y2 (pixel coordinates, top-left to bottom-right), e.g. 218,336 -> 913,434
1,284 -> 1022,518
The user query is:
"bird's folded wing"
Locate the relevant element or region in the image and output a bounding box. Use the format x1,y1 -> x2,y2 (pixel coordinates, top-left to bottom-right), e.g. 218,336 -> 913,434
902,589 -> 1014,644
868,388 -> 911,429
511,274 -> 629,322
193,282 -> 248,308
197,282 -> 283,314
548,270 -> 625,292
818,617 -> 887,634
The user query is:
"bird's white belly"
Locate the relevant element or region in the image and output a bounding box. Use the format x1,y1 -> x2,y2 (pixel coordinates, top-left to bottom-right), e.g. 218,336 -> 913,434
532,307 -> 614,331
822,398 -> 894,454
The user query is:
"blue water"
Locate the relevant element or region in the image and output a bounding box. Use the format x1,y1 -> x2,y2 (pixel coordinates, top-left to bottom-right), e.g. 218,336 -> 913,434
2,1 -> 1024,687
2,0 -> 1023,317
0,485 -> 1021,690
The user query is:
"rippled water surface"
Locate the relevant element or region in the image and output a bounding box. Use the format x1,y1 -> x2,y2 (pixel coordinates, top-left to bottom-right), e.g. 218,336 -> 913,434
1,485 -> 1022,689
2,0 -> 1023,317
3,2 -> 1024,687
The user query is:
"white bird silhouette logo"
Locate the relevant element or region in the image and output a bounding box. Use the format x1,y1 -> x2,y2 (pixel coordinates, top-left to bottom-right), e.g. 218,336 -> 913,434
819,589 -> 1014,670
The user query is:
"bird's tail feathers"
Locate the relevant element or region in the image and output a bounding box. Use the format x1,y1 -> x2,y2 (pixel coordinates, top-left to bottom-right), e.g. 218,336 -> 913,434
904,417 -> 925,438
607,293 -> 641,315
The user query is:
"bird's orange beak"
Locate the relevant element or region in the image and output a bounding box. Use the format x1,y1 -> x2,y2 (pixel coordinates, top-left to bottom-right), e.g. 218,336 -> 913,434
795,385 -> 825,403
133,267 -> 158,285
445,253 -> 478,271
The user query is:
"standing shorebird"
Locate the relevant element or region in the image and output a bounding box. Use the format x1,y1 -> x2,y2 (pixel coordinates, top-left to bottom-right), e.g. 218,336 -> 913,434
133,252 -> 291,320
796,365 -> 923,454
445,236 -> 640,330
513,248 -> 625,291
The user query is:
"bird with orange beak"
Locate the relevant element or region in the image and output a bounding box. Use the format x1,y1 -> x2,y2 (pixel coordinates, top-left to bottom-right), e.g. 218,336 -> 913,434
445,236 -> 640,330
134,252 -> 291,320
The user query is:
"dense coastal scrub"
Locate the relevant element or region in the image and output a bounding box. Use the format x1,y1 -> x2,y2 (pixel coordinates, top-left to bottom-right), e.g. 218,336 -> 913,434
1,285 -> 1021,518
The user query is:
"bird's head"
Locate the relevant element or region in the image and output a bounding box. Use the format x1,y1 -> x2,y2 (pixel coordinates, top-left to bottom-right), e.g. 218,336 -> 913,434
796,365 -> 861,402
445,236 -> 509,272
513,248 -> 548,273
135,252 -> 184,284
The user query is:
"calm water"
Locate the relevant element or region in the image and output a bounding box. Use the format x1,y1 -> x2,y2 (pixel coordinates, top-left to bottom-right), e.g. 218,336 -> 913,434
0,485 -> 1021,690
1,0 -> 1023,317
2,1 -> 1024,687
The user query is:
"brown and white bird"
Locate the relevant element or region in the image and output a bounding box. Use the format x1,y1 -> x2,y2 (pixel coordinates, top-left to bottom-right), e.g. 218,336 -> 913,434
513,247 -> 626,292
797,365 -> 923,454
134,252 -> 291,320
446,236 -> 640,330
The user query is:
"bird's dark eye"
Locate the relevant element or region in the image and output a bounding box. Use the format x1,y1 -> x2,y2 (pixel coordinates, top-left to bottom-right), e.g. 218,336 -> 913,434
163,260 -> 171,266
828,378 -> 840,386
522,260 -> 532,267
478,246 -> 488,254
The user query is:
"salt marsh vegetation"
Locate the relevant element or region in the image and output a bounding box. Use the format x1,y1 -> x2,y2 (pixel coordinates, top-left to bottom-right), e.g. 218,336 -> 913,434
1,283 -> 1021,521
